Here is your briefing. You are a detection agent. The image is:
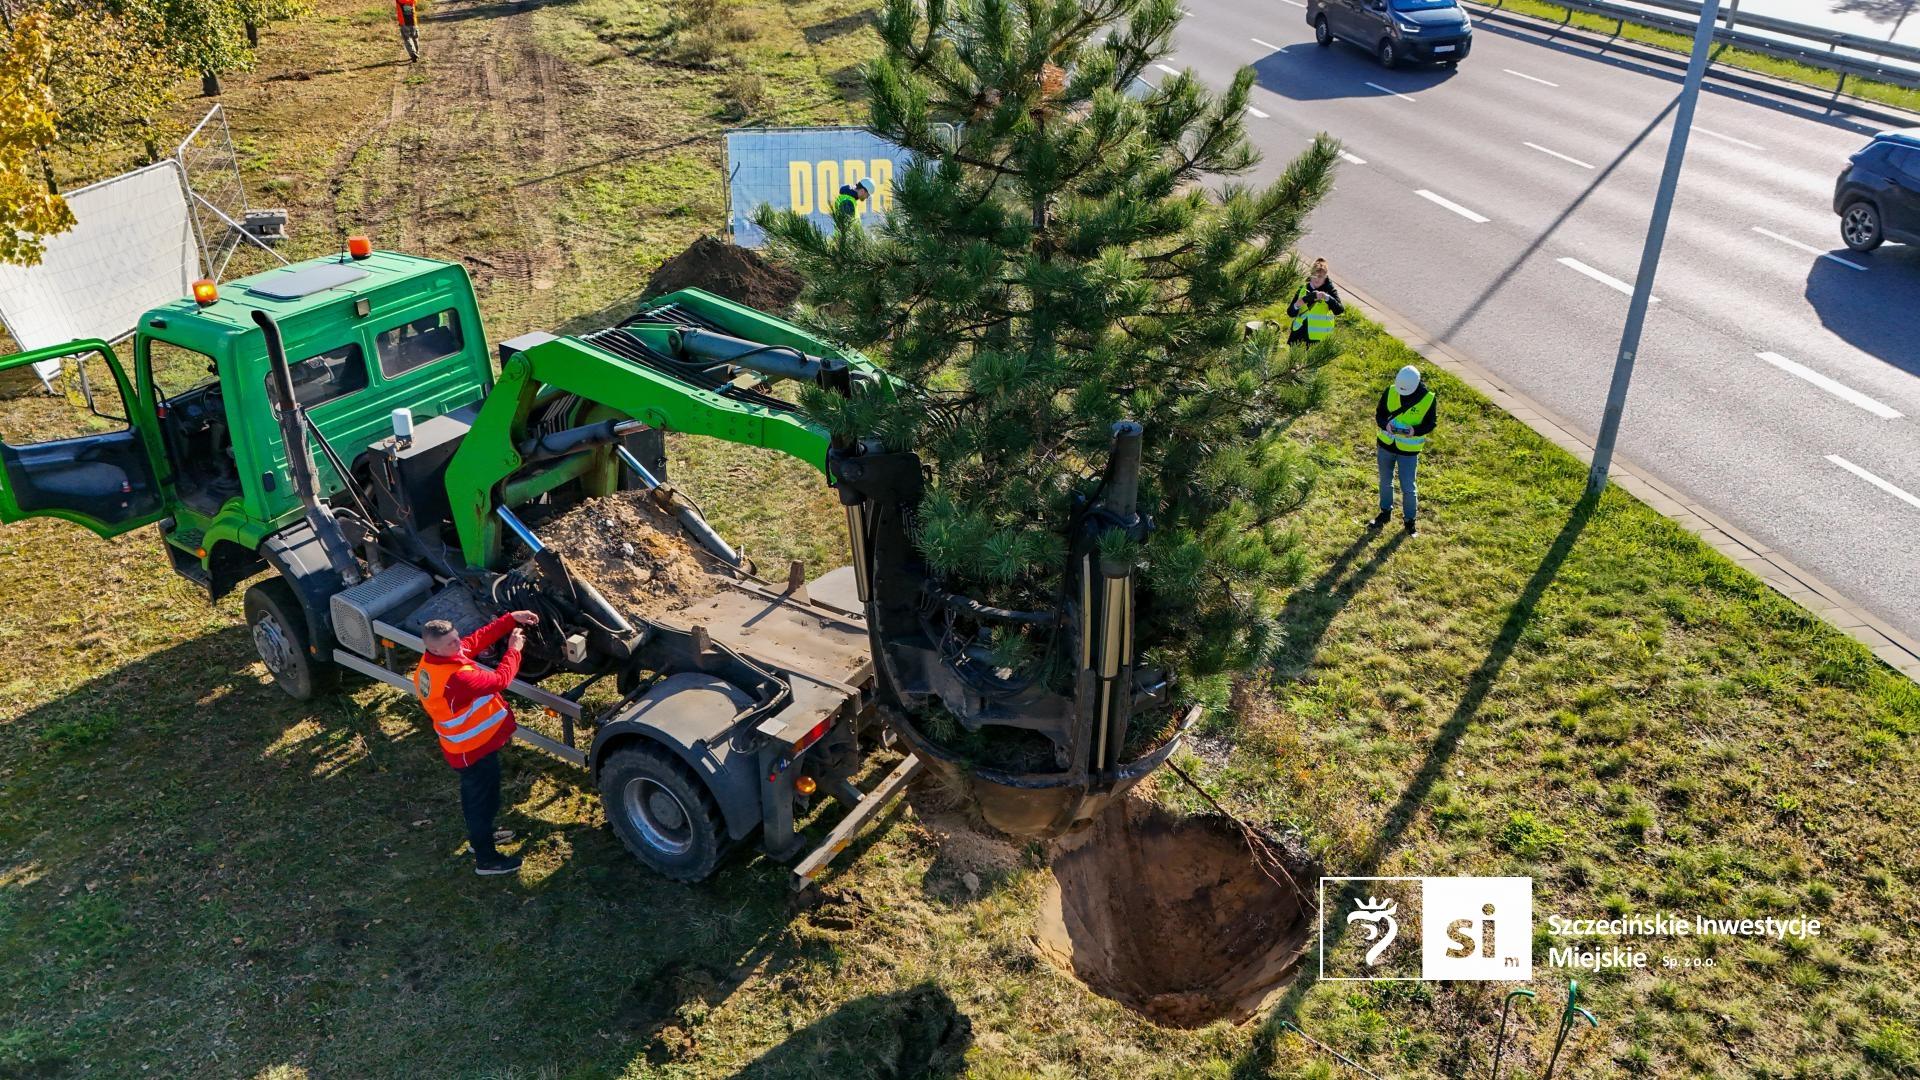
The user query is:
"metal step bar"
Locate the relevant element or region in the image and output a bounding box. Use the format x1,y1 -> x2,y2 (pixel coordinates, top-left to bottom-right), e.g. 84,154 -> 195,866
790,753 -> 923,890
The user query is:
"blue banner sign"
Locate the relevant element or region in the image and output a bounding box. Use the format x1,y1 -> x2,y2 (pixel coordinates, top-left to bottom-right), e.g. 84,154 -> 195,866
725,126 -> 931,247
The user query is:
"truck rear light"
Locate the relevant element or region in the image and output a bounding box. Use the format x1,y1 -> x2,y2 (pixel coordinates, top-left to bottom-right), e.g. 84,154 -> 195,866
791,717 -> 831,754
794,775 -> 817,795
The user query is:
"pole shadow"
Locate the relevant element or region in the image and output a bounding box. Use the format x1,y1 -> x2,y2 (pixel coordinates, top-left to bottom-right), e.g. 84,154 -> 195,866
1233,491 -> 1600,1079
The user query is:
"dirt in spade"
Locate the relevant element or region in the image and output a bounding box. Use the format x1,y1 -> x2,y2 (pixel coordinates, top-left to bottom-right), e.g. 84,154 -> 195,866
538,489 -> 735,622
1035,796 -> 1318,1029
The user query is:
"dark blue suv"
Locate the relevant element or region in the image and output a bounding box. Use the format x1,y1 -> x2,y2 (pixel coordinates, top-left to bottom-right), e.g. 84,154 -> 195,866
1834,128 -> 1920,252
1308,0 -> 1473,68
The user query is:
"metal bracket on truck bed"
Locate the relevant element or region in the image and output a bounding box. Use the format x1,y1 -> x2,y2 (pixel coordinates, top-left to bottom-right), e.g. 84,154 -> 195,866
790,753 -> 924,891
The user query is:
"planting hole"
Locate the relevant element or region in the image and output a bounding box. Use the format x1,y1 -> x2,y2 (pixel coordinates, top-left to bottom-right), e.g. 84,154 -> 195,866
1036,797 -> 1316,1028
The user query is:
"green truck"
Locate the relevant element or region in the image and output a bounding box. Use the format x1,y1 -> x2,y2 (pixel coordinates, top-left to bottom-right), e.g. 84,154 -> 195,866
0,246 -> 1188,883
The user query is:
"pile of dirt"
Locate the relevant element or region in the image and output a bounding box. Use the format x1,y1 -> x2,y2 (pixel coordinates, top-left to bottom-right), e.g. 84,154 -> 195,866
1035,797 -> 1317,1029
538,490 -> 734,621
644,235 -> 803,312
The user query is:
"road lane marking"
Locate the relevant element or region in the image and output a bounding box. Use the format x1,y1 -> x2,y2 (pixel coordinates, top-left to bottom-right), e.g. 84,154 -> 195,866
1827,456 -> 1920,509
1365,81 -> 1417,101
1280,0 -> 1306,7
1339,150 -> 1368,164
1155,64 -> 1182,76
1503,68 -> 1558,86
1750,226 -> 1868,271
1415,189 -> 1488,223
1693,126 -> 1763,150
1757,351 -> 1901,418
1556,257 -> 1658,300
1523,141 -> 1595,169
1247,105 -> 1270,118
1251,36 -> 1283,49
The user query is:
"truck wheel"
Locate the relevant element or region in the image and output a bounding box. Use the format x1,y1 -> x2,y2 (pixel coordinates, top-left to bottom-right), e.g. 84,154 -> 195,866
599,745 -> 726,881
244,578 -> 331,701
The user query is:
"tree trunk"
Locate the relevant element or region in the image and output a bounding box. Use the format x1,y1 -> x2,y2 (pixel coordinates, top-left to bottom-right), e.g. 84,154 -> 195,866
202,71 -> 222,96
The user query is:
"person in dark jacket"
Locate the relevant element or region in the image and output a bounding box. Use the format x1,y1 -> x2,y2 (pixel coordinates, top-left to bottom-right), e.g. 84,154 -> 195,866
1371,364 -> 1438,536
1287,258 -> 1345,345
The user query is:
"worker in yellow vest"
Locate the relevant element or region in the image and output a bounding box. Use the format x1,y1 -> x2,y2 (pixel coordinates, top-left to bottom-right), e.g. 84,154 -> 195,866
1371,364 -> 1438,536
414,610 -> 539,876
1287,258 -> 1345,345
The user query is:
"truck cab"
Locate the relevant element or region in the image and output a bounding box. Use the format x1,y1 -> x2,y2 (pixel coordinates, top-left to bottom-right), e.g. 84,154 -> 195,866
0,249 -> 490,599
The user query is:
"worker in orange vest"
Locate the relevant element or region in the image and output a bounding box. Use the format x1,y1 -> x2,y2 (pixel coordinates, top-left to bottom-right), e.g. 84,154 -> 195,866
414,611 -> 539,876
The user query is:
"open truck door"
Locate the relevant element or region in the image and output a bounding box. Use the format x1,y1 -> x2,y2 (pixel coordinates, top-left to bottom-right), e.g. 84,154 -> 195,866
0,340 -> 168,538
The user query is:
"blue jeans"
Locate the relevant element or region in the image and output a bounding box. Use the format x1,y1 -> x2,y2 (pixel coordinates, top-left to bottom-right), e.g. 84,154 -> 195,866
1377,446 -> 1418,521
458,751 -> 503,862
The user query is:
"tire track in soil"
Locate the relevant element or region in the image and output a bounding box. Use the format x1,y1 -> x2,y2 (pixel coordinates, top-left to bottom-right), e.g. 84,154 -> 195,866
326,0 -> 572,335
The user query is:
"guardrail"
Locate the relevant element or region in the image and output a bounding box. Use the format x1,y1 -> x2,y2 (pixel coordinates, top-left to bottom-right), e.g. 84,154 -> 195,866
1469,0 -> 1920,97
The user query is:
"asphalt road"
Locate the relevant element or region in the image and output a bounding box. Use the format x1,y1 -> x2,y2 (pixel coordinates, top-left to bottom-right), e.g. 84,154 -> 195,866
1162,4 -> 1920,641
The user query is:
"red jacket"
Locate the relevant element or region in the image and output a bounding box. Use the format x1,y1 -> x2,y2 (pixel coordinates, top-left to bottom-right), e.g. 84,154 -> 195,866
433,614 -> 521,769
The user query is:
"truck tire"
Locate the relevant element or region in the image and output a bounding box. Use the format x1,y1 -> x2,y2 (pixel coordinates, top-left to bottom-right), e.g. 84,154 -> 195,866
244,578 -> 333,701
599,744 -> 726,881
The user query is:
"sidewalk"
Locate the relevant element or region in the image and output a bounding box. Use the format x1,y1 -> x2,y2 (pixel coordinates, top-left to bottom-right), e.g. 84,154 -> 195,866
1338,277 -> 1920,685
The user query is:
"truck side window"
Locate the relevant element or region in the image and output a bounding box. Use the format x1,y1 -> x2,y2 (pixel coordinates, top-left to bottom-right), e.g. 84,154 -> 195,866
375,309 -> 464,378
145,339 -> 219,402
267,343 -> 370,412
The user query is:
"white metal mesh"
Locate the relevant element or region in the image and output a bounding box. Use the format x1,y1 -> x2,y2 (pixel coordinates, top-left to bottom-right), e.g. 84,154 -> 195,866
0,160 -> 199,388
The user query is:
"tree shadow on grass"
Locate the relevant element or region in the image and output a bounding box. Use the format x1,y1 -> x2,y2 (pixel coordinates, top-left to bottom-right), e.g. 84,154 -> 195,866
0,622 -> 914,1077
737,983 -> 972,1079
1233,492 -> 1599,1079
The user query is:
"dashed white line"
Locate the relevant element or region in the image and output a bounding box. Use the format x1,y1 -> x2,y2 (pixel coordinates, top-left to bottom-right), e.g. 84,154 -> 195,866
1756,351 -> 1902,418
1415,189 -> 1488,223
1692,126 -> 1763,150
1364,81 -> 1417,102
1503,68 -> 1558,86
1279,0 -> 1306,7
1523,141 -> 1595,169
1247,105 -> 1270,119
1827,456 -> 1920,510
1750,226 -> 1868,271
1557,257 -> 1658,301
1155,64 -> 1182,76
1251,36 -> 1283,49
1338,150 -> 1368,165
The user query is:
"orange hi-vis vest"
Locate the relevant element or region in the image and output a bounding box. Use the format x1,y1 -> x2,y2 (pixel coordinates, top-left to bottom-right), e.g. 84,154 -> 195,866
413,655 -> 510,758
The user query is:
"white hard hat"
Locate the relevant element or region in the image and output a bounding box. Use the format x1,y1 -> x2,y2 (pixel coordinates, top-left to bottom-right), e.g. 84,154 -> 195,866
855,177 -> 875,196
1394,365 -> 1421,396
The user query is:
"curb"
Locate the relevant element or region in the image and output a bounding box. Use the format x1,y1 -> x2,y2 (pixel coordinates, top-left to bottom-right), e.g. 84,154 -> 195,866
1335,277 -> 1920,686
1460,1 -> 1920,131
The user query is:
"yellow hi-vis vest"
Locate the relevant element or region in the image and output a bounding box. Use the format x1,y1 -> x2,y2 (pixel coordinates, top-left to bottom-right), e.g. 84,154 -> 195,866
1378,387 -> 1436,454
1289,286 -> 1336,341
412,656 -> 510,757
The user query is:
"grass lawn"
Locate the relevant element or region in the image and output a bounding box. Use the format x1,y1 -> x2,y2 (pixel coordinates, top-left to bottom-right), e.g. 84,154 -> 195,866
1475,0 -> 1920,117
3,0 -> 1918,1075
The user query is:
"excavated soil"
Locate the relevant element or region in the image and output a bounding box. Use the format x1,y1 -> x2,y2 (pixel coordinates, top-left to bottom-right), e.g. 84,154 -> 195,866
538,490 -> 734,621
1036,797 -> 1317,1028
644,235 -> 803,312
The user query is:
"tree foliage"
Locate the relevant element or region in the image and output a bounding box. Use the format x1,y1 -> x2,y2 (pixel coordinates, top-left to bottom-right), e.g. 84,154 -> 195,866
759,0 -> 1343,684
0,9 -> 73,264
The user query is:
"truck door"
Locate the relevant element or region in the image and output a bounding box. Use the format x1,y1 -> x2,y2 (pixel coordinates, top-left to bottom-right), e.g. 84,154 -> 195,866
0,340 -> 168,538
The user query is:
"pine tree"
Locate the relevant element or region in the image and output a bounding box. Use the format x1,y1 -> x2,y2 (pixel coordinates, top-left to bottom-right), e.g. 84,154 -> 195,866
759,0 -> 1342,694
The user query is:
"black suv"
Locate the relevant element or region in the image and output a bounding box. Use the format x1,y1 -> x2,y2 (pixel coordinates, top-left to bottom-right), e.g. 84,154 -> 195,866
1309,0 -> 1472,68
1834,128 -> 1920,252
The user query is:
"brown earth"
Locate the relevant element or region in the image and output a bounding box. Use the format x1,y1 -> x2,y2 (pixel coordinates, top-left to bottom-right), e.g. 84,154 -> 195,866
644,234 -> 803,312
1035,797 -> 1317,1029
538,489 -> 735,621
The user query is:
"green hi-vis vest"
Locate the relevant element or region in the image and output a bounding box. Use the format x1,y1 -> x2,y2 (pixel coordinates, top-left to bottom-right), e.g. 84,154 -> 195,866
833,192 -> 857,217
1289,287 -> 1336,341
1378,387 -> 1436,454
